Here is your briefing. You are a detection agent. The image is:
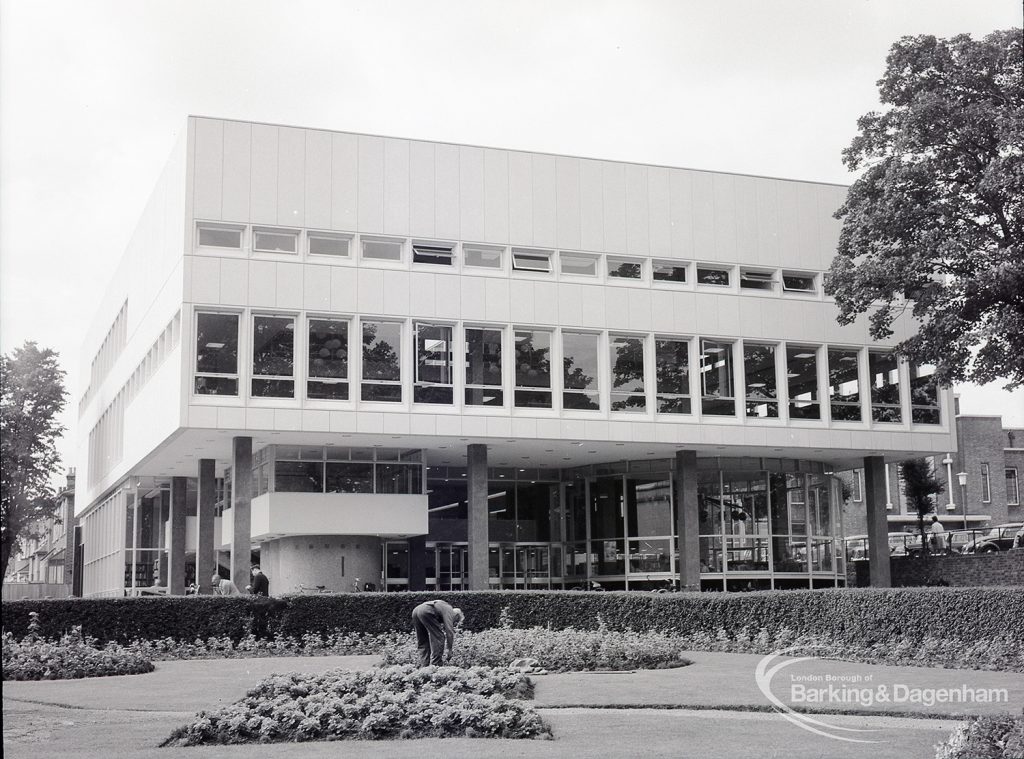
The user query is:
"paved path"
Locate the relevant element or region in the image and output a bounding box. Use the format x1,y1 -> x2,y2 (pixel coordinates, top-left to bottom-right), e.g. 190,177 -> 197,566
534,650 -> 1024,718
4,653 -> 1018,759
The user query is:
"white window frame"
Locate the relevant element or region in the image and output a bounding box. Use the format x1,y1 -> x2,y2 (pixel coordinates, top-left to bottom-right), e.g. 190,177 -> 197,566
782,271 -> 818,294
412,241 -> 455,267
740,268 -> 776,291
193,309 -> 241,398
413,321 -> 456,404
696,265 -> 732,287
981,463 -> 991,503
307,231 -> 352,258
607,256 -> 644,281
250,312 -> 298,399
252,226 -> 300,255
1007,467 -> 1019,506
559,252 -> 599,277
463,244 -> 505,270
361,236 -> 405,263
196,222 -> 245,252
359,318 -> 404,403
306,315 -> 351,402
511,248 -> 552,273
652,260 -> 689,284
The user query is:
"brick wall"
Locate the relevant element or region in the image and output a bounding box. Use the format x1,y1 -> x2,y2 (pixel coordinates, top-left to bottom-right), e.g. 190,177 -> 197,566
853,551 -> 1024,587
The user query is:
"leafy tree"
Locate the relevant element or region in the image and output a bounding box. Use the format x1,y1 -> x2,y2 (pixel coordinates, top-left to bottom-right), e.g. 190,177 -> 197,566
1,342 -> 68,580
899,458 -> 945,558
825,29 -> 1024,388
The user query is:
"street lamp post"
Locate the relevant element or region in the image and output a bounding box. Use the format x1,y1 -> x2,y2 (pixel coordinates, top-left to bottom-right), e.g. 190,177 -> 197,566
956,472 -> 968,532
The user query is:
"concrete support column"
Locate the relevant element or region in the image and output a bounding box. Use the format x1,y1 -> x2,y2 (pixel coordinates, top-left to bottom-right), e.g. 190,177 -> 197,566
407,535 -> 427,592
168,476 -> 187,595
231,436 -> 253,586
157,493 -> 169,586
863,455 -> 892,588
466,443 -> 489,590
196,459 -> 216,594
674,450 -> 701,591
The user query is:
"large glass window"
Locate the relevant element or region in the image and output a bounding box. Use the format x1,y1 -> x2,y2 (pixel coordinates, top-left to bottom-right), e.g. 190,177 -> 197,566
325,462 -> 373,493
655,338 -> 690,413
827,348 -> 861,421
786,345 -> 820,420
869,350 -> 901,422
610,335 -> 646,412
252,315 -> 295,398
362,321 -> 402,402
273,446 -> 422,495
981,463 -> 991,503
308,318 -> 348,400
414,323 -> 453,404
1007,468 -> 1019,506
700,340 -> 735,415
514,330 -> 552,408
194,312 -> 239,395
743,343 -> 778,418
910,363 -> 940,424
562,331 -> 600,410
465,327 -> 503,406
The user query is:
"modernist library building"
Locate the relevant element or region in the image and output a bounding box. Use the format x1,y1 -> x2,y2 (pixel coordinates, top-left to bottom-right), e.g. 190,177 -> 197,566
74,117 -> 956,597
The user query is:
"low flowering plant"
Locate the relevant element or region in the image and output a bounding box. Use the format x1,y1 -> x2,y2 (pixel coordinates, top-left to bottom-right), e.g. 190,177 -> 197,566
2,625 -> 154,681
162,664 -> 549,745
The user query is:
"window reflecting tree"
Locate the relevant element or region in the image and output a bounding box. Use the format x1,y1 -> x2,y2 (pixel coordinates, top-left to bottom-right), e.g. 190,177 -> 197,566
610,335 -> 646,411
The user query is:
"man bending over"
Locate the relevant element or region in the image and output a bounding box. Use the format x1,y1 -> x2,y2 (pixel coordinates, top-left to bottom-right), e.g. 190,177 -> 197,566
411,599 -> 463,666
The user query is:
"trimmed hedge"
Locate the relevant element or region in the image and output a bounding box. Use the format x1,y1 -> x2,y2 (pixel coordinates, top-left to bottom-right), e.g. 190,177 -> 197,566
3,587 -> 1022,646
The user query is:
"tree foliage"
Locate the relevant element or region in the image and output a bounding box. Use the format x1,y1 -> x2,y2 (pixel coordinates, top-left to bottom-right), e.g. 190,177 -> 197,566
900,458 -> 945,558
1,342 -> 68,579
825,29 -> 1024,388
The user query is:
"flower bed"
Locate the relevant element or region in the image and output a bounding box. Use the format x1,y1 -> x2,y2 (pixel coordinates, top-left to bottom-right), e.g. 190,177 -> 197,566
380,619 -> 692,672
936,715 -> 1024,759
2,628 -> 154,681
127,630 -> 404,660
162,665 -> 549,745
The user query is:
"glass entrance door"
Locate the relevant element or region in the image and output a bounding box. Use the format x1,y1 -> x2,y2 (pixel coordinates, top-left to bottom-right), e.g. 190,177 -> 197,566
590,474 -> 675,589
436,545 -> 466,590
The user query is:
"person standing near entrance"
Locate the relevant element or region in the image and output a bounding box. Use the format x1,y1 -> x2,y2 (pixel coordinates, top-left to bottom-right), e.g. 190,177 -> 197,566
929,515 -> 946,553
411,599 -> 463,666
247,566 -> 270,596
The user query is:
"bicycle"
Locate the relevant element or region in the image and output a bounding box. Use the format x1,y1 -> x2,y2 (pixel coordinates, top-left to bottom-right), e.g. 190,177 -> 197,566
294,583 -> 329,594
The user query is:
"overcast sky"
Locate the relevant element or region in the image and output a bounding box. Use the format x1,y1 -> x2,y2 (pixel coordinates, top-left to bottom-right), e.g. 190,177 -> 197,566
1,0 -> 1021,472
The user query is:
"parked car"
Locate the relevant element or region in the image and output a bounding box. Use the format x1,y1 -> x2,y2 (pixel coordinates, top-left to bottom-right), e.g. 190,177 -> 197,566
844,532 -> 919,561
1012,526 -> 1024,550
961,523 -> 1024,554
